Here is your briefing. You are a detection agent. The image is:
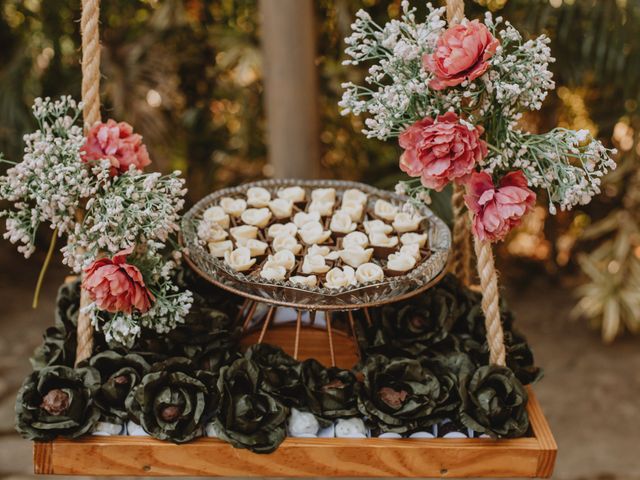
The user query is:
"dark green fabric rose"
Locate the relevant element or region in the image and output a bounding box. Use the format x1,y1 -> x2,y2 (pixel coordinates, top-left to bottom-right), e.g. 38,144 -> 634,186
505,331 -> 543,385
31,281 -> 81,369
460,365 -> 529,438
301,359 -> 359,420
86,350 -> 150,422
244,344 -> 305,408
125,357 -> 216,443
357,355 -> 459,433
214,357 -> 289,453
15,365 -> 101,441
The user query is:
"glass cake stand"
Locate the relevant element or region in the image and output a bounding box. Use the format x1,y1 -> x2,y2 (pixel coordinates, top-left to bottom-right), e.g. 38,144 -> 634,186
181,179 -> 451,366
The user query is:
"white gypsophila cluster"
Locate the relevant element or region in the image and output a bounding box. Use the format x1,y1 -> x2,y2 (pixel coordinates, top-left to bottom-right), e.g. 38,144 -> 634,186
507,129 -> 617,213
340,6 -> 554,140
340,3 -> 617,215
340,2 -> 446,139
0,97 -> 111,258
61,169 -> 187,271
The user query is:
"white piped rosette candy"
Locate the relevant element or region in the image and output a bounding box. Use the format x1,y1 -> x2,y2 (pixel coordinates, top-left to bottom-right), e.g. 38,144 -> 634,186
277,186 -> 306,203
246,186 -> 271,207
355,262 -> 384,284
241,208 -> 272,228
219,197 -> 246,217
224,247 -> 256,272
324,266 -> 356,289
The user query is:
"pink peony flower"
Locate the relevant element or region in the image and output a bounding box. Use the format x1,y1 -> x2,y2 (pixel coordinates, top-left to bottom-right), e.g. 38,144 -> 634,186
82,247 -> 153,314
81,119 -> 151,175
423,20 -> 500,90
399,112 -> 487,191
465,170 -> 536,242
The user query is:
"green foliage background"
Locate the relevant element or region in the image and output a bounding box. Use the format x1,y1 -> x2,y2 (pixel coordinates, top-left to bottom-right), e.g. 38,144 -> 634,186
1,0 -> 639,340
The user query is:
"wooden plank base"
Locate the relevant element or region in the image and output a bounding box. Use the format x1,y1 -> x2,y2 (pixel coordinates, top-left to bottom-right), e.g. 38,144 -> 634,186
33,388 -> 556,478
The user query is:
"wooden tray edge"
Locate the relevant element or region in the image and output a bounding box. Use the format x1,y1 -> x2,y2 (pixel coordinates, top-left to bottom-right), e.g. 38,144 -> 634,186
33,388 -> 556,478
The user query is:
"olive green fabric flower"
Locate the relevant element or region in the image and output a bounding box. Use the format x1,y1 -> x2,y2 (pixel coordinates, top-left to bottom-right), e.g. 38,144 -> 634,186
301,359 -> 359,420
214,358 -> 289,453
460,365 -> 529,438
86,350 -> 150,422
505,331 -> 543,385
357,355 -> 460,433
125,357 -> 216,443
244,344 -> 305,408
15,365 -> 101,441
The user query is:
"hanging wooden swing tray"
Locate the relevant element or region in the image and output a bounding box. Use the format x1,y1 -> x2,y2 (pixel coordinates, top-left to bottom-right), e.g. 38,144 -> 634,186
33,386 -> 555,478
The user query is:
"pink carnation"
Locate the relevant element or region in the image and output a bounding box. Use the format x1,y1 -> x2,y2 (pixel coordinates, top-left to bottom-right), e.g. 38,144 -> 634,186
465,170 -> 536,243
81,119 -> 151,175
82,247 -> 153,314
423,20 -> 499,90
399,112 -> 486,191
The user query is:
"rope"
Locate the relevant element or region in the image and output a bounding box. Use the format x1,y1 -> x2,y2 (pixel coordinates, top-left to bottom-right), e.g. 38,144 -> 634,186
446,0 -> 465,24
450,183 -> 473,285
473,235 -> 506,366
80,0 -> 101,127
75,0 -> 101,366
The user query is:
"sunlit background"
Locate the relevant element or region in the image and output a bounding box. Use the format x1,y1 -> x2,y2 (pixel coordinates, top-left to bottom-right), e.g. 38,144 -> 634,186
1,1 -> 639,477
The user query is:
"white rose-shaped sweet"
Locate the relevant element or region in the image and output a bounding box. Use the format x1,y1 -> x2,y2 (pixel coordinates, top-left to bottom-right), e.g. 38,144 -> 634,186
293,211 -> 321,228
267,222 -> 298,239
307,244 -> 330,257
219,197 -> 247,217
246,186 -> 271,207
324,266 -> 356,289
241,208 -> 272,228
198,220 -> 228,243
277,186 -> 306,203
386,252 -> 416,272
299,221 -> 331,245
308,200 -> 334,216
363,219 -> 393,235
268,250 -> 296,270
400,243 -> 421,260
289,275 -> 318,287
400,232 -> 428,247
355,262 -> 384,284
203,206 -> 230,229
272,234 -> 302,254
268,198 -> 294,219
338,246 -> 374,268
330,211 -> 357,234
335,418 -> 367,438
369,232 -> 399,248
374,199 -> 399,221
342,231 -> 369,249
208,240 -> 233,257
338,202 -> 364,222
301,254 -> 330,274
224,247 -> 256,272
311,188 -> 336,204
230,225 -> 258,242
392,212 -> 423,233
260,261 -> 287,281
342,188 -> 367,205
287,408 -> 320,437
236,238 -> 268,256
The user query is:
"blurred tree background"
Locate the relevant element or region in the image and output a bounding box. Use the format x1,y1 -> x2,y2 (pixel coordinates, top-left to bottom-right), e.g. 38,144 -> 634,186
1,0 -> 639,341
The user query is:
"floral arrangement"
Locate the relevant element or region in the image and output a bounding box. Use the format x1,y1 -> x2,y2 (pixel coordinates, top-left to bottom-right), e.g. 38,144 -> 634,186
0,96 -> 192,347
16,272 -> 538,452
339,2 -> 617,241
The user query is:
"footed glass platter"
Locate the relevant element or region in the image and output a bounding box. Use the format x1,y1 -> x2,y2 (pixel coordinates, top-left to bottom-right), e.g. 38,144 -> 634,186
181,179 -> 451,310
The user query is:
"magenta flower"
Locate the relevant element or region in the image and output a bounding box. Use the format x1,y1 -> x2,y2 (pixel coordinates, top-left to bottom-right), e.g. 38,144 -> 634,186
399,112 -> 486,191
82,247 -> 153,314
423,20 -> 499,90
465,170 -> 536,242
81,120 -> 151,176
